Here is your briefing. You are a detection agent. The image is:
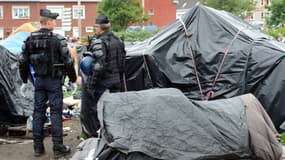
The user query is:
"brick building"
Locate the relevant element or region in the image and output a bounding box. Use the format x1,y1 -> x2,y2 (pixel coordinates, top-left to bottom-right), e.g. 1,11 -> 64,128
0,0 -> 178,39
0,0 -> 100,39
141,0 -> 178,27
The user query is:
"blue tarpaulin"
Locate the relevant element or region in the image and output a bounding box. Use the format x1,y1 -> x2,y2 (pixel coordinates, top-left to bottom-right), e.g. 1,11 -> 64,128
0,31 -> 30,55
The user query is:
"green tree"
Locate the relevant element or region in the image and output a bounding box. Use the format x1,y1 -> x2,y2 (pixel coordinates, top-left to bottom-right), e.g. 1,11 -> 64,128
266,0 -> 285,26
202,0 -> 256,19
97,0 -> 148,32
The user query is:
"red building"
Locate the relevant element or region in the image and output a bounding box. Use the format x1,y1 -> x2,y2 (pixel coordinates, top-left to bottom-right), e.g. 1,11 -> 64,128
0,0 -> 178,39
141,0 -> 178,27
0,0 -> 100,39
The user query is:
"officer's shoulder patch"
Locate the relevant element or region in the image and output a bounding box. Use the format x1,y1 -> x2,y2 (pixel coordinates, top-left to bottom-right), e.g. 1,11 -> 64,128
31,31 -> 52,37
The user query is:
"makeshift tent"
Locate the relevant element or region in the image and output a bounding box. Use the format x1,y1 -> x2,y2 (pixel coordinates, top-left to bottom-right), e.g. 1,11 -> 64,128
74,88 -> 282,160
0,25 -> 37,124
123,5 -> 285,130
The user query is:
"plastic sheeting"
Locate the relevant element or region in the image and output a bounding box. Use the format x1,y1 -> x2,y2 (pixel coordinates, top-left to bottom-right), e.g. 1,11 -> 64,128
71,138 -> 99,160
0,31 -> 30,55
124,5 -> 285,129
0,29 -> 36,125
0,45 -> 34,124
95,88 -> 252,160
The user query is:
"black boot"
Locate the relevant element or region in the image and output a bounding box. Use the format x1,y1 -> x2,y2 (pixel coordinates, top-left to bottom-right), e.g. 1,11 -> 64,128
53,143 -> 71,158
34,140 -> 45,157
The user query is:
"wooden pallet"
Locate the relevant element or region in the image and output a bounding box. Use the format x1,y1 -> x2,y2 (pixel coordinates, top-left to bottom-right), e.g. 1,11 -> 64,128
7,125 -> 50,138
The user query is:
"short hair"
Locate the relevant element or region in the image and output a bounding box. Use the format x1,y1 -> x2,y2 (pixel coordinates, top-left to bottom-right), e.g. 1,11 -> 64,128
40,16 -> 51,25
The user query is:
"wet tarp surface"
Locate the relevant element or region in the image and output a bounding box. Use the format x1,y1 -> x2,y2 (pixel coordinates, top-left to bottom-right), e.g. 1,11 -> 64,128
96,88 -> 251,160
0,31 -> 34,124
124,5 -> 285,129
71,138 -> 99,160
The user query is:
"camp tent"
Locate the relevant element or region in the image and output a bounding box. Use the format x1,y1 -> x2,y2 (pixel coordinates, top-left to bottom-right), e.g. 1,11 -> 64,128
78,5 -> 285,159
0,24 -> 36,124
122,5 -> 285,130
73,88 -> 282,160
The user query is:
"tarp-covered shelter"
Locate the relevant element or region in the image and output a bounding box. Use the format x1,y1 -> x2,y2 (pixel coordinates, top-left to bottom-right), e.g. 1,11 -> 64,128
0,27 -> 35,124
123,5 -> 285,129
73,88 -> 282,160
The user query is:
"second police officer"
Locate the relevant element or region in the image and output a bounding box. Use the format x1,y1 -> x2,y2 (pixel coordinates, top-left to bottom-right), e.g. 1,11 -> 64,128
80,14 -> 126,137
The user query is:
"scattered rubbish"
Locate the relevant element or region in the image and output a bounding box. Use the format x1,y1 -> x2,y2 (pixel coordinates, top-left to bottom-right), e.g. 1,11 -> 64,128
63,126 -> 71,132
26,115 -> 33,130
0,138 -> 21,144
62,115 -> 72,122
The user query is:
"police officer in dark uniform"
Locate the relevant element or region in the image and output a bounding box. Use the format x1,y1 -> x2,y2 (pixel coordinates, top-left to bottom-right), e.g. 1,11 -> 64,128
80,14 -> 126,137
19,9 -> 77,158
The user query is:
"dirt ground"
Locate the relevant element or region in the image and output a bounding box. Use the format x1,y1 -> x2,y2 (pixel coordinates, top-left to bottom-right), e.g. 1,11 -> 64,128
0,118 -> 82,160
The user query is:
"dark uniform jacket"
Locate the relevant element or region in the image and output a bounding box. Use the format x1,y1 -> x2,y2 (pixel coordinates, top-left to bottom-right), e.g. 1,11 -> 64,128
19,28 -> 76,83
85,31 -> 126,87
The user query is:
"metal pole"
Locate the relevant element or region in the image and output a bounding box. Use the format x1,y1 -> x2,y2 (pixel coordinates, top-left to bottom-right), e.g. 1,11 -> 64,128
77,0 -> 81,41
142,0 -> 145,28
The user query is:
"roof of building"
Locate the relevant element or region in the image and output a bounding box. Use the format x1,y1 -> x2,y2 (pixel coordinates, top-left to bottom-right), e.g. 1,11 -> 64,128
176,0 -> 200,10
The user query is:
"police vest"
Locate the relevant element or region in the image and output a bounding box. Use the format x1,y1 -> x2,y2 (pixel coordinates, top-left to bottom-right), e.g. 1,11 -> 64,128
100,33 -> 126,75
25,31 -> 61,77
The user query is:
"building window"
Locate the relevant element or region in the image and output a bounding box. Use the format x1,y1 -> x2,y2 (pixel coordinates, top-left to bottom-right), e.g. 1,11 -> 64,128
73,27 -> 79,38
46,6 -> 64,19
72,5 -> 85,19
12,6 -> 29,19
148,9 -> 154,15
0,6 -> 3,19
85,26 -> 93,33
0,28 -> 3,40
172,0 -> 179,4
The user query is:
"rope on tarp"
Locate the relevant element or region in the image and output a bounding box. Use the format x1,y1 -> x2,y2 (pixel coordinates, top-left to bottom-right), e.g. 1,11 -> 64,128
142,51 -> 154,88
179,17 -> 204,100
207,28 -> 245,100
179,17 -> 246,100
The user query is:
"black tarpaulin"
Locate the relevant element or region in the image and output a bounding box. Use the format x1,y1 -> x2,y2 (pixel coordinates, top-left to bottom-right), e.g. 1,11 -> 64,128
0,45 -> 34,124
96,88 -> 252,160
124,5 -> 285,129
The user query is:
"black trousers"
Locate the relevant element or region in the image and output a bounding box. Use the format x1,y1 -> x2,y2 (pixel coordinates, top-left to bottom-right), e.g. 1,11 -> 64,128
33,76 -> 63,143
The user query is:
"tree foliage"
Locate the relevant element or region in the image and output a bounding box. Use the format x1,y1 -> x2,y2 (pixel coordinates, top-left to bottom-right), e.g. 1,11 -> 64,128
97,0 -> 148,32
202,0 -> 256,19
266,0 -> 285,26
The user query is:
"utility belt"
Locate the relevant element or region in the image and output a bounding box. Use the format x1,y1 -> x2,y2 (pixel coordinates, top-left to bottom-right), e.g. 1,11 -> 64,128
35,73 -> 65,85
103,72 -> 121,81
34,72 -> 62,78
